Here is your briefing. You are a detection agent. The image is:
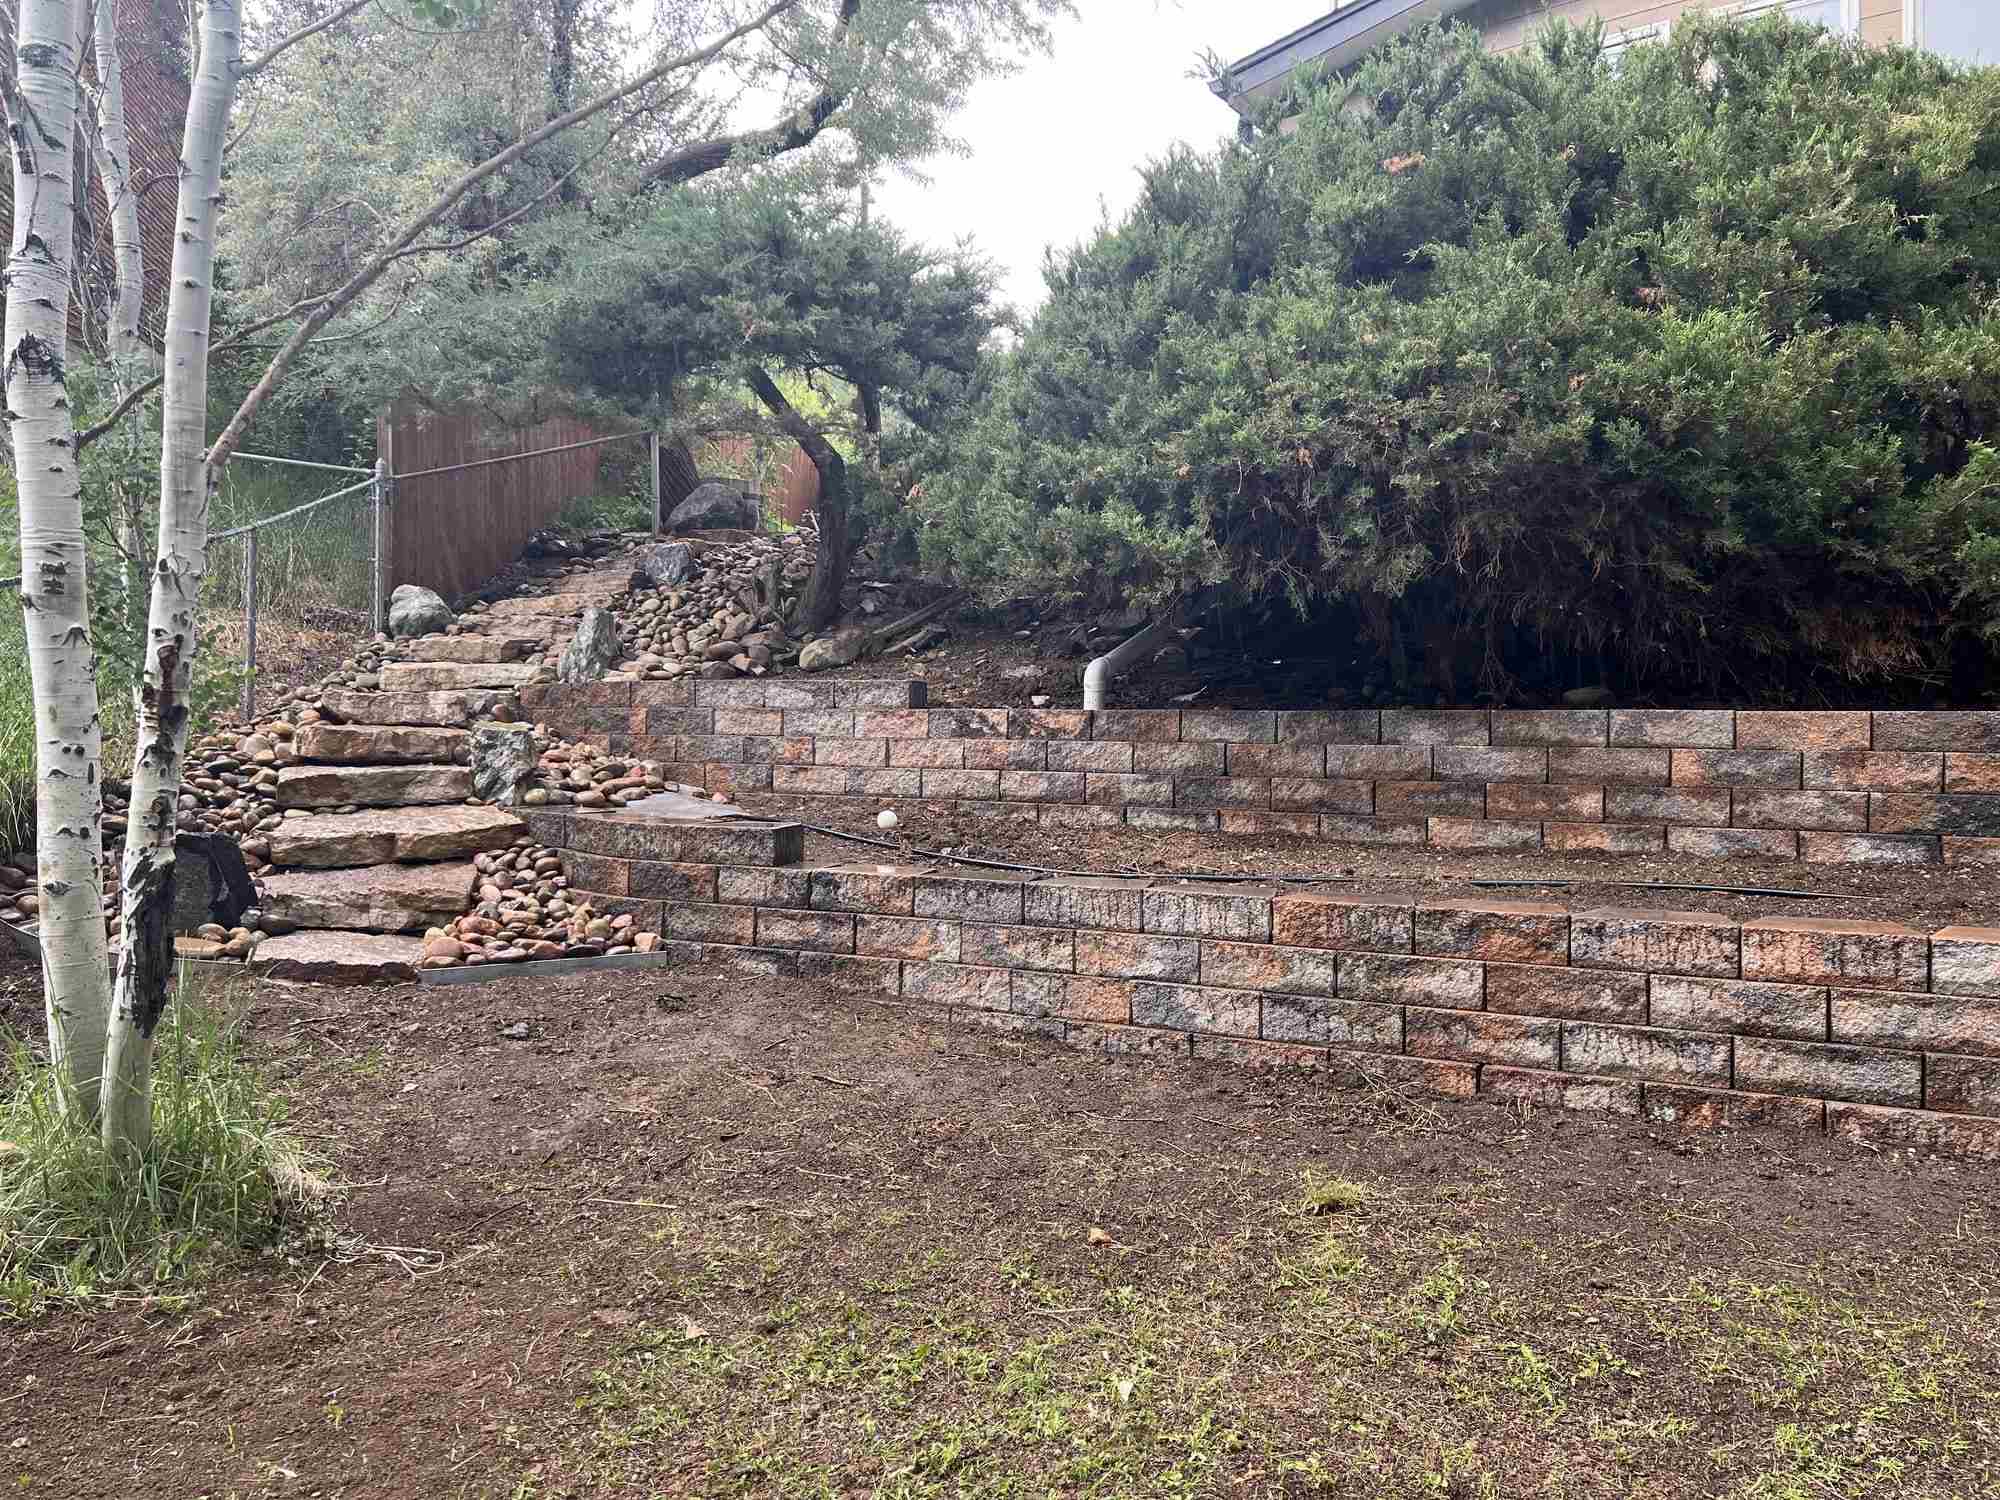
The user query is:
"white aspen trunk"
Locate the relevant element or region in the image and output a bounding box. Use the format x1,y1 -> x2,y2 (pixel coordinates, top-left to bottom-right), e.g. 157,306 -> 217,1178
4,0 -> 113,1118
100,0 -> 240,1157
89,0 -> 155,688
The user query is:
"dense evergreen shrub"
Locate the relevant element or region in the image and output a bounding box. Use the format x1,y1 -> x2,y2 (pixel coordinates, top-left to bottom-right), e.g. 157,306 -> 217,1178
923,15 -> 2000,699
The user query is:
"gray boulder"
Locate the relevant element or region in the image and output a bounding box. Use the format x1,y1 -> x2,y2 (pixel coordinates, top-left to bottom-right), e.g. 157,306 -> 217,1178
387,583 -> 454,638
556,606 -> 623,683
640,541 -> 697,587
470,722 -> 538,806
799,627 -> 869,673
664,480 -> 761,534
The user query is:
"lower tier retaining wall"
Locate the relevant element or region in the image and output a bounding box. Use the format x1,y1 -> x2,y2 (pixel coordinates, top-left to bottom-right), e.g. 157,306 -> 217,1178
524,807 -> 2000,1158
524,681 -> 2000,864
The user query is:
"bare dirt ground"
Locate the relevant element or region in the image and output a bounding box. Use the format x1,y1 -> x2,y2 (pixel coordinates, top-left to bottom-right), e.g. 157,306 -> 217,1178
2,948 -> 1997,1499
752,812 -> 2000,930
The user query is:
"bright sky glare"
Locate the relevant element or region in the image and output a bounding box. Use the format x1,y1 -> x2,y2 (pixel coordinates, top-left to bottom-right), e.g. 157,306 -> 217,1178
870,1 -> 1332,314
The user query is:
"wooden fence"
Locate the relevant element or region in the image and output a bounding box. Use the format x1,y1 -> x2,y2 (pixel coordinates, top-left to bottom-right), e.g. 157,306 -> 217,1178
378,399 -> 631,600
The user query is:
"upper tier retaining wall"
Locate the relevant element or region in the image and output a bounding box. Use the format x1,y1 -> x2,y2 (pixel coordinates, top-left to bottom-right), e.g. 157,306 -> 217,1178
525,681 -> 2000,864
522,805 -> 2000,1158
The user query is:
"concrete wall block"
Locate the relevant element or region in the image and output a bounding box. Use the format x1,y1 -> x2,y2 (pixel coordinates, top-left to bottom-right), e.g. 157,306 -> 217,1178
1486,963 -> 1647,1022
1414,901 -> 1569,964
754,907 -> 857,955
1648,975 -> 1826,1042
1733,711 -> 1870,751
1381,709 -> 1491,746
1199,939 -> 1340,996
1610,709 -> 1734,748
1142,883 -> 1275,941
1571,907 -> 1739,978
1263,993 -> 1403,1050
1560,1021 -> 1732,1086
1405,1007 -> 1559,1068
1734,1036 -> 1922,1106
1742,917 -> 1930,991
1336,952 -> 1483,1007
1272,892 -> 1414,953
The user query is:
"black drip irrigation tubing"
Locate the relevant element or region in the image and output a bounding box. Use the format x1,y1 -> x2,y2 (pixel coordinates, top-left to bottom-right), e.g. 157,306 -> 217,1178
792,821 -> 1838,900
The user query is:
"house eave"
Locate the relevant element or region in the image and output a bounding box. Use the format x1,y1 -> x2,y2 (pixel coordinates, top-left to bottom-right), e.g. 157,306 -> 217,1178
1212,0 -> 1483,114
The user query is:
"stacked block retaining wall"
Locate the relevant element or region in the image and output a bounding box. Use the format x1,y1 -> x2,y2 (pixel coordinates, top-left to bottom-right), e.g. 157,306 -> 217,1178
524,681 -> 2000,864
524,806 -> 2000,1157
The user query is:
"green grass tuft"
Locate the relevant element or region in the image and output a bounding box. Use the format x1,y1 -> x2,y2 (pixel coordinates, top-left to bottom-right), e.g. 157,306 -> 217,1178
0,966 -> 328,1312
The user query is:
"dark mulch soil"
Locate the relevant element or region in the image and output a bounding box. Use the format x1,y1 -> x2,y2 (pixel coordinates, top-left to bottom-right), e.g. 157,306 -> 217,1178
2,950 -> 1997,1497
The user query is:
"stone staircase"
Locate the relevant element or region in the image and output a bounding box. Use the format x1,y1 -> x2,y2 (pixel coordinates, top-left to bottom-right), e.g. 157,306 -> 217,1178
243,558 -> 658,982
251,655 -> 532,983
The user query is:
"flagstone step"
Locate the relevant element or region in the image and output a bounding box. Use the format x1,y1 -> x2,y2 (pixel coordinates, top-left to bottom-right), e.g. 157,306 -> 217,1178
320,688 -> 513,727
378,661 -> 542,692
404,635 -> 544,665
293,723 -> 470,765
253,930 -> 425,983
481,592 -> 608,622
275,763 -> 473,809
267,804 -> 523,869
260,862 -> 474,933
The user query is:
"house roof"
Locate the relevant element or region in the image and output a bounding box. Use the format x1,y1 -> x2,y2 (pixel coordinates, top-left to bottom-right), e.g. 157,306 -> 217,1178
1211,0 -> 1481,115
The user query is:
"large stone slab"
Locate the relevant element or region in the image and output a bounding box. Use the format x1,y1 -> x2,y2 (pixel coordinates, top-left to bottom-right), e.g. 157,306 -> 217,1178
260,862 -> 474,933
275,763 -> 473,809
379,661 -> 541,692
293,723 -> 470,765
267,804 -> 524,868
483,592 -> 607,620
405,635 -> 543,664
253,930 -> 424,983
321,689 -> 509,727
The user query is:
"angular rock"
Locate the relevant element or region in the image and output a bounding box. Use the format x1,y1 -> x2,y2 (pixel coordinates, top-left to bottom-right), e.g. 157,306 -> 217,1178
260,862 -> 475,933
294,723 -> 470,765
557,607 -> 623,684
471,721 -> 538,805
266,804 -> 524,868
253,930 -> 425,983
275,763 -> 473,809
388,584 -> 455,638
404,635 -> 540,664
664,480 -> 761,534
378,661 -> 540,692
640,541 -> 697,587
800,627 -> 868,673
321,688 -> 509,726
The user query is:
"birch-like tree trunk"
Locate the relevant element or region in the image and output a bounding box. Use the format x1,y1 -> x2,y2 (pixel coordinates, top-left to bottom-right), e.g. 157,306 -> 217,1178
100,0 -> 241,1156
88,0 -> 155,684
4,0 -> 113,1117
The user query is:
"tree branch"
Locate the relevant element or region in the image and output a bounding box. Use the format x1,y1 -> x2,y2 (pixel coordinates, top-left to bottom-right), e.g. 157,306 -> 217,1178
638,0 -> 861,186
208,0 -> 802,471
237,0 -> 383,80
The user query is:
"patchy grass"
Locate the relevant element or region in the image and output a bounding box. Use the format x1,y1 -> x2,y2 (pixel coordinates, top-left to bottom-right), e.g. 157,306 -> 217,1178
0,968 -> 327,1311
2,964 -> 1995,1497
541,1166 -> 1997,1498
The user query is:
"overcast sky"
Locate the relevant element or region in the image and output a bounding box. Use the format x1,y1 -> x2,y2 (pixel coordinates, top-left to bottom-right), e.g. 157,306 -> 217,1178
870,1 -> 1330,313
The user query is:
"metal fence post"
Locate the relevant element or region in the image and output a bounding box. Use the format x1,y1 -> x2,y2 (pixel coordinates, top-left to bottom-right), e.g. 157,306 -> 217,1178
649,431 -> 663,535
371,456 -> 389,635
241,526 -> 258,723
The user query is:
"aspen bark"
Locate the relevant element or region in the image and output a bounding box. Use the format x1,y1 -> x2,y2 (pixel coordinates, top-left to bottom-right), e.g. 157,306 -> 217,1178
4,0 -> 113,1117
89,0 -> 155,682
101,0 -> 241,1156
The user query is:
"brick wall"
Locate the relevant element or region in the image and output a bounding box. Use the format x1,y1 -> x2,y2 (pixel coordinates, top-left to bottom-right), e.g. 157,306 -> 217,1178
526,682 -> 2000,867
520,805 -> 2000,1158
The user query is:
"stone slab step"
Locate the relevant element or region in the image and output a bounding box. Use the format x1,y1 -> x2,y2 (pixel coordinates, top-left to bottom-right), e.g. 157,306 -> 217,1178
404,635 -> 543,665
481,592 -> 608,621
275,763 -> 473,809
268,804 -> 524,868
293,723 -> 470,765
321,688 -> 510,727
379,661 -> 541,692
261,862 -> 474,933
253,931 -> 424,984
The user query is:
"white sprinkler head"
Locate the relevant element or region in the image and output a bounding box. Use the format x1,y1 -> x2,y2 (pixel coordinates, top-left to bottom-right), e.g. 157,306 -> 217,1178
877,809 -> 901,831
